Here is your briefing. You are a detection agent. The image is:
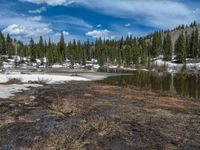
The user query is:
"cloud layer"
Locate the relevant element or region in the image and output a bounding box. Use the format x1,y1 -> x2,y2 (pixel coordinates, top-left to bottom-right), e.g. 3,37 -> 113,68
21,0 -> 199,29
0,0 -> 199,42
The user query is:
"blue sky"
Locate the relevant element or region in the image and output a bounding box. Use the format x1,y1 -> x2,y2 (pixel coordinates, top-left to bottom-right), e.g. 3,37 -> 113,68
0,0 -> 200,43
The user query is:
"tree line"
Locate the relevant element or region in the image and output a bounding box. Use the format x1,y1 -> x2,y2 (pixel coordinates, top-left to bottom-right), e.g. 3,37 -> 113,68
0,22 -> 199,66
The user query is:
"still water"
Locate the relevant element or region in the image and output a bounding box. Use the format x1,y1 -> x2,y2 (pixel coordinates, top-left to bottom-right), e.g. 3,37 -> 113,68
101,71 -> 200,99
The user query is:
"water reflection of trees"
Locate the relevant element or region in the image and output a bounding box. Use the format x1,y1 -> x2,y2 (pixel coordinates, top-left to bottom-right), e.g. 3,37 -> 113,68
103,71 -> 200,99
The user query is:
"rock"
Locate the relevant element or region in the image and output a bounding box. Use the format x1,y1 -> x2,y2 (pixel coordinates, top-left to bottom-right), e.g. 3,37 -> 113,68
9,103 -> 15,108
29,96 -> 36,101
36,118 -> 41,122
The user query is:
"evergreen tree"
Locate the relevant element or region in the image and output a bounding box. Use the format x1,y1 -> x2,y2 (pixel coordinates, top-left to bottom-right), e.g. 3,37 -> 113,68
163,33 -> 172,61
59,32 -> 66,62
29,37 -> 36,61
175,33 -> 186,63
6,34 -> 13,57
185,32 -> 190,57
151,32 -> 162,57
0,32 -> 6,55
189,29 -> 199,58
38,36 -> 44,59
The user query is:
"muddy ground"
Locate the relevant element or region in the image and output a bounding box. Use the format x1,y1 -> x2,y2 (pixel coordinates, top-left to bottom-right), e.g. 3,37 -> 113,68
0,81 -> 200,150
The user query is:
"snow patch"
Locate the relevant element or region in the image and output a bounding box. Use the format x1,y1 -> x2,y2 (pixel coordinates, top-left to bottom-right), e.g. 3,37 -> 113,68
154,59 -> 183,73
0,73 -> 89,84
2,62 -> 15,68
51,64 -> 63,68
0,84 -> 42,99
154,59 -> 200,73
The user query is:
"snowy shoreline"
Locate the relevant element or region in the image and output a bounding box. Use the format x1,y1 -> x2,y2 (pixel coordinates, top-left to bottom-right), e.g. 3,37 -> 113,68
0,72 -> 90,99
0,73 -> 89,84
0,71 -> 112,99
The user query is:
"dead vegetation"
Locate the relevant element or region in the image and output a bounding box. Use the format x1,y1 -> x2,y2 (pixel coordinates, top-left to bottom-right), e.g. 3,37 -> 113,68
6,78 -> 22,84
0,81 -> 199,149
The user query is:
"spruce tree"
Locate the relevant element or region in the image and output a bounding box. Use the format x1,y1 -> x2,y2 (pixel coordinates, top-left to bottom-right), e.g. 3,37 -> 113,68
29,37 -> 36,61
38,36 -> 44,59
151,32 -> 162,57
0,32 -> 6,55
175,33 -> 186,63
189,29 -> 199,58
185,32 -> 190,57
6,34 -> 13,57
59,32 -> 66,62
163,33 -> 172,61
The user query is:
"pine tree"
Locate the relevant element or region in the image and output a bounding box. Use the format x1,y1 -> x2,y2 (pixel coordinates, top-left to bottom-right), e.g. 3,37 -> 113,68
189,29 -> 199,58
29,37 -> 36,61
194,28 -> 199,57
46,38 -> 53,65
151,32 -> 162,57
175,33 -> 186,63
185,32 -> 190,57
0,32 -> 6,55
38,36 -> 44,59
59,32 -> 66,62
6,34 -> 13,57
163,32 -> 172,61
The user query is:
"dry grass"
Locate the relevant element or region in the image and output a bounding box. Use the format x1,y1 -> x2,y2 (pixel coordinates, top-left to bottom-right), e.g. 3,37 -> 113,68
0,81 -> 199,149
6,78 -> 22,84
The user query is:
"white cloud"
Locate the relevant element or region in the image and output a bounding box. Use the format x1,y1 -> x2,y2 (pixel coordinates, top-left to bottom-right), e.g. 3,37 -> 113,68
28,7 -> 47,14
55,31 -> 69,36
21,0 -> 198,29
97,24 -> 102,28
64,16 -> 93,29
50,15 -> 93,29
2,24 -> 53,37
86,29 -> 114,39
2,24 -> 27,36
63,31 -> 69,36
81,0 -> 197,29
21,0 -> 66,6
27,16 -> 42,21
125,23 -> 131,27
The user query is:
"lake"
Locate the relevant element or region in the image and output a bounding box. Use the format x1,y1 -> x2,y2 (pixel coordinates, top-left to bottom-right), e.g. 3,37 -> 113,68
100,70 -> 200,100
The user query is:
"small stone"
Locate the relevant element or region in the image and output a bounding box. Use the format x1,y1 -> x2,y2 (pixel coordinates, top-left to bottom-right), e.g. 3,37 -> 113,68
9,103 -> 15,108
25,102 -> 30,105
29,96 -> 36,101
36,118 -> 40,122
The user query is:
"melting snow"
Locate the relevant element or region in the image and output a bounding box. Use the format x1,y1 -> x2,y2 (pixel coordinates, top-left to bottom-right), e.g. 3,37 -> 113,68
0,73 -> 90,99
0,73 -> 89,84
0,84 -> 42,99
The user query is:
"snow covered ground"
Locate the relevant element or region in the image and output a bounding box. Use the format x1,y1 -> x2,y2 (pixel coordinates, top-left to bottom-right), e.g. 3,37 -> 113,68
154,59 -> 200,73
154,59 -> 184,73
0,73 -> 89,84
0,72 -> 90,99
0,84 -> 42,99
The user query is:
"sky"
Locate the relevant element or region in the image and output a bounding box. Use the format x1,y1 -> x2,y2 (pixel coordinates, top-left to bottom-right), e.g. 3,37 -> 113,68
0,0 -> 200,43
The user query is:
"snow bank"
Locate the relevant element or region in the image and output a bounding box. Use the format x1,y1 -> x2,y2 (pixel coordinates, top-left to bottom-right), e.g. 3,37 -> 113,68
51,64 -> 63,68
154,59 -> 200,73
2,62 -> 15,68
0,84 -> 42,99
108,65 -> 118,69
154,59 -> 183,73
186,63 -> 200,70
0,74 -> 89,84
